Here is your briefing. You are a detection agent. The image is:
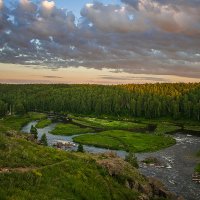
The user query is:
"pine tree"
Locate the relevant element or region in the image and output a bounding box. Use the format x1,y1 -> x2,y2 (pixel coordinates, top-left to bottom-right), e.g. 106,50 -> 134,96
40,133 -> 48,146
30,125 -> 34,134
77,144 -> 84,152
30,125 -> 38,139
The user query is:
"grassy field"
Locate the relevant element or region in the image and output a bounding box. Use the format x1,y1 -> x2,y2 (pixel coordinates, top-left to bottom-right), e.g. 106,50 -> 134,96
36,119 -> 52,128
51,123 -> 94,136
0,116 -> 154,200
73,130 -> 176,152
73,117 -> 147,131
0,112 -> 47,132
0,116 -> 31,131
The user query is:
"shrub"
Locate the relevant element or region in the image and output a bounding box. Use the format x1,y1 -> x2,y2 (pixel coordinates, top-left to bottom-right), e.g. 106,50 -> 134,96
30,125 -> 38,139
125,152 -> 139,168
77,144 -> 84,153
40,133 -> 48,146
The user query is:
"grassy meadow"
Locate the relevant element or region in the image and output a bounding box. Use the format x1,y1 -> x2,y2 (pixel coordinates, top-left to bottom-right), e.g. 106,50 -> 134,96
51,123 -> 94,136
73,117 -> 147,130
73,130 -> 176,152
36,119 -> 52,128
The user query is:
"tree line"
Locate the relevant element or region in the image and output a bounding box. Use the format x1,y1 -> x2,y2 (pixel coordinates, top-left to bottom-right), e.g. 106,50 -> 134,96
0,83 -> 200,120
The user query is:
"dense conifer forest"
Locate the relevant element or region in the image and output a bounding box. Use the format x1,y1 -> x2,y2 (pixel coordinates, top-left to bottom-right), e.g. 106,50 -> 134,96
0,83 -> 200,120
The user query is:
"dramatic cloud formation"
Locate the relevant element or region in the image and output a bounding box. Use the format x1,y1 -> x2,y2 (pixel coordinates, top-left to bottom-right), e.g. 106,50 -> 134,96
0,0 -> 200,78
0,0 -> 3,9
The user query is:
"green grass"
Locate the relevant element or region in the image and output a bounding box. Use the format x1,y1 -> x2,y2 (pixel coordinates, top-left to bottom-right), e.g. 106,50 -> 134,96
73,119 -> 101,129
154,123 -> 180,135
74,117 -> 146,130
36,119 -> 52,128
51,123 -> 94,136
0,134 -> 68,168
0,113 -> 47,132
0,116 -> 149,200
195,164 -> 200,173
184,125 -> 200,132
0,116 -> 32,131
74,130 -> 176,152
28,112 -> 47,120
73,116 -> 182,136
0,132 -> 141,200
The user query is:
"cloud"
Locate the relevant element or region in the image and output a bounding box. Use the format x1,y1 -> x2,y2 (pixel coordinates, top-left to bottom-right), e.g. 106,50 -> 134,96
0,0 -> 200,79
41,1 -> 55,10
43,75 -> 62,79
81,2 -> 147,32
0,0 -> 3,10
100,75 -> 168,82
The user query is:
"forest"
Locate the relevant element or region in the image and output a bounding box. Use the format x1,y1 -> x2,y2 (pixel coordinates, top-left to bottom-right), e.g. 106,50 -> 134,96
0,83 -> 200,121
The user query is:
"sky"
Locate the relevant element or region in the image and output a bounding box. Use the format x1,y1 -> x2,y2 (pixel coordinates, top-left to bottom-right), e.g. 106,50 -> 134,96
0,0 -> 200,84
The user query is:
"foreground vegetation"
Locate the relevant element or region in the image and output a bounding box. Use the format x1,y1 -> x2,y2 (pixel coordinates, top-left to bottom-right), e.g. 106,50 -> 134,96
0,115 -> 177,200
74,130 -> 176,152
51,123 -> 94,136
0,135 -> 139,199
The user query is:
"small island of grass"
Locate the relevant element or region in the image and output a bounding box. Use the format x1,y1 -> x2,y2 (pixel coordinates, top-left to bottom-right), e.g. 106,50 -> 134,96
36,119 -> 52,128
73,130 -> 176,152
51,123 -> 94,136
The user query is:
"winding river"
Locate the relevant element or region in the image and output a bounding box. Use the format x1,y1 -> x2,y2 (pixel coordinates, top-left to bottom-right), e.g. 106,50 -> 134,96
21,121 -> 200,200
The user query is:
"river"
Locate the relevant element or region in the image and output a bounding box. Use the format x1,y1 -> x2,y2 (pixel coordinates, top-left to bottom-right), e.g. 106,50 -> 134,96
21,121 -> 200,200
21,121 -> 127,156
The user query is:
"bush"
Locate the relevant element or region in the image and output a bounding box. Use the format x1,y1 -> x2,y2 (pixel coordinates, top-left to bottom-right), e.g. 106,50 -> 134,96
40,133 -> 48,146
125,152 -> 139,168
30,125 -> 38,139
77,144 -> 84,153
